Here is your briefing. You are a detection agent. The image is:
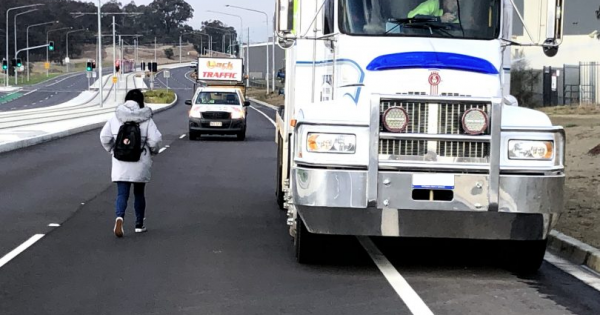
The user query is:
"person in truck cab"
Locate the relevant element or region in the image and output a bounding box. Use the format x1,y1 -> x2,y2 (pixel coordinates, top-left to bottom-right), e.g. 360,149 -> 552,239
408,0 -> 458,23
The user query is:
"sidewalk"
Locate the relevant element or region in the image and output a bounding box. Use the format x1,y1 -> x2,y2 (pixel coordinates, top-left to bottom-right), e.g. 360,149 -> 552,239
0,64 -> 184,154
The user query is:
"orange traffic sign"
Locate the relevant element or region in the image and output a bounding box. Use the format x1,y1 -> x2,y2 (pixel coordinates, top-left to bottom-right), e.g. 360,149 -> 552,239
44,62 -> 50,70
112,76 -> 117,83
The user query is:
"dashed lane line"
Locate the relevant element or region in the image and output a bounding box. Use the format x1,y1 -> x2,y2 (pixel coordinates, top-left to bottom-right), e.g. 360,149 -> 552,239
180,134 -> 186,139
357,236 -> 435,315
0,234 -> 45,269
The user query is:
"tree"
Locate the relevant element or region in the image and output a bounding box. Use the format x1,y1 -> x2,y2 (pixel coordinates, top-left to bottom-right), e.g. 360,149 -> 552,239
200,20 -> 238,55
511,50 -> 542,107
164,48 -> 174,60
150,0 -> 193,35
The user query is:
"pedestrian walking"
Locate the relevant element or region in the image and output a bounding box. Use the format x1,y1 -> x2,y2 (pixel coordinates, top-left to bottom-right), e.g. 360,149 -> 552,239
100,89 -> 162,237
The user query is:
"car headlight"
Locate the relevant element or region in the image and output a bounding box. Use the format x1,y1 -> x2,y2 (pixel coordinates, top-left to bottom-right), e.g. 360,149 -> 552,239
231,111 -> 244,119
508,140 -> 554,160
307,133 -> 356,154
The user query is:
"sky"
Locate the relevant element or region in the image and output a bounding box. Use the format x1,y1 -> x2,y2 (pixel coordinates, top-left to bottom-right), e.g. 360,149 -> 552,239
92,0 -> 275,43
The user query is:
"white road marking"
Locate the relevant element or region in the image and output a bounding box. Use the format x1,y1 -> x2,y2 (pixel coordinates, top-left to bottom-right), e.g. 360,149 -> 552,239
48,223 -> 61,227
250,105 -> 276,127
0,234 -> 45,269
159,147 -> 168,154
23,89 -> 39,96
180,134 -> 186,139
357,236 -> 435,315
545,252 -> 600,292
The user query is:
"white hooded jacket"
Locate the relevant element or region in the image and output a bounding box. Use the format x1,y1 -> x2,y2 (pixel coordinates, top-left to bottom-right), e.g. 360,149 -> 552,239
100,100 -> 162,183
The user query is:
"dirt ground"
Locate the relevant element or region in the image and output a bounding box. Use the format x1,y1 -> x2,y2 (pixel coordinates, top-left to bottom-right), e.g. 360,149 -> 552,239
542,106 -> 600,248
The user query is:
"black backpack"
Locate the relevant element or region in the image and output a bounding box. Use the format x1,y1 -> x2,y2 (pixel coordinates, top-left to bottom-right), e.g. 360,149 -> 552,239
114,121 -> 144,162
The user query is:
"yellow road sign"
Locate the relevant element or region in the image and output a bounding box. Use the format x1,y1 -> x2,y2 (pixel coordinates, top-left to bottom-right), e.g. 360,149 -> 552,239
44,62 -> 50,70
112,76 -> 118,83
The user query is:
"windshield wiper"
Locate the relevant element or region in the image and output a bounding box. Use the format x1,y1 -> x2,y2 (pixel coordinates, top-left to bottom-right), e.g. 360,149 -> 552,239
386,17 -> 456,38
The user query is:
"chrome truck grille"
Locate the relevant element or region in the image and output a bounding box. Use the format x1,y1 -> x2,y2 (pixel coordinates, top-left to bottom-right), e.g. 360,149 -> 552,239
379,98 -> 492,162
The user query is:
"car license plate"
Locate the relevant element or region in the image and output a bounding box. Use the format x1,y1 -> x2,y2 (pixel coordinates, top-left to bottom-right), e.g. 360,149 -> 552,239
412,174 -> 455,190
210,121 -> 223,127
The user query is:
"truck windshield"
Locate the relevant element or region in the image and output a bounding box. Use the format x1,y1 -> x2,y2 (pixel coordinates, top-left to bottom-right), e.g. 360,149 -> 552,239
339,0 -> 500,40
196,92 -> 240,105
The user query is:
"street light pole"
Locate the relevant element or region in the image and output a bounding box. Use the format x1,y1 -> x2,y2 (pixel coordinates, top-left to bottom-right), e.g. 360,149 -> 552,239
179,35 -> 182,64
113,16 -> 117,101
27,20 -> 57,82
97,0 -> 103,108
225,5 -> 271,94
14,9 -> 38,85
5,3 -> 44,87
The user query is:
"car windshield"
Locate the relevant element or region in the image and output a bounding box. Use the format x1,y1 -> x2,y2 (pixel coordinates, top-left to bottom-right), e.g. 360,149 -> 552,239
195,92 -> 240,105
339,0 -> 500,40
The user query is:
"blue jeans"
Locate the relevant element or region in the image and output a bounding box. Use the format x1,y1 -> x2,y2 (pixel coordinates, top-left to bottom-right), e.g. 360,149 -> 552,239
115,182 -> 146,226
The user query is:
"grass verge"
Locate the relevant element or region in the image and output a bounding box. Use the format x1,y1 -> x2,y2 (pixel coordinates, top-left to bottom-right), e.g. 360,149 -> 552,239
144,89 -> 176,104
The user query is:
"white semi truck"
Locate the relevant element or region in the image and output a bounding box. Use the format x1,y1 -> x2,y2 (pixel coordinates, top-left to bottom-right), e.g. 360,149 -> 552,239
273,0 -> 565,272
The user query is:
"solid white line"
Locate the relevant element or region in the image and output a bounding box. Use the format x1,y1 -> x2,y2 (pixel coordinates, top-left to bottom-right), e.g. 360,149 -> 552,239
0,234 -> 45,269
23,88 -> 38,96
545,252 -> 600,291
180,134 -> 186,139
48,223 -> 60,227
159,147 -> 167,154
357,236 -> 435,315
250,105 -> 276,127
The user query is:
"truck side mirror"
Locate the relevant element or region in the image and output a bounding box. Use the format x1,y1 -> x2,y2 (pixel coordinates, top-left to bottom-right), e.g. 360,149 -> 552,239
185,100 -> 192,106
276,0 -> 296,49
543,0 -> 564,57
243,100 -> 251,107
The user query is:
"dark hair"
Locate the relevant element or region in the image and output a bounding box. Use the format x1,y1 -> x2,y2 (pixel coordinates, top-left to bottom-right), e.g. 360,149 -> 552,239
125,89 -> 145,108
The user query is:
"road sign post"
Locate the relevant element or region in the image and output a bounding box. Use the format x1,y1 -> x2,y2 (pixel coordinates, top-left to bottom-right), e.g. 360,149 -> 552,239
164,70 -> 170,92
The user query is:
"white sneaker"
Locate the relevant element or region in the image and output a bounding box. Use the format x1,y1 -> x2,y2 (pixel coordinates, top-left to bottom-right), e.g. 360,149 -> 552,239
135,226 -> 147,233
114,217 -> 124,238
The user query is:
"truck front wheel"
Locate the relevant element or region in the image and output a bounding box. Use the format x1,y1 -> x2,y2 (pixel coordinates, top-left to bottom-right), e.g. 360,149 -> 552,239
276,135 -> 285,210
507,240 -> 547,274
295,217 -> 323,264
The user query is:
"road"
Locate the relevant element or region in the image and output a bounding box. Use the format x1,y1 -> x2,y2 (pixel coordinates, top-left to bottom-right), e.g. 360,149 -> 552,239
0,66 -> 599,315
0,70 -> 111,112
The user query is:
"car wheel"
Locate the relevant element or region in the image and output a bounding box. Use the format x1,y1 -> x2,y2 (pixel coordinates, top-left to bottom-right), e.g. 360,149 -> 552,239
189,130 -> 199,140
237,130 -> 246,141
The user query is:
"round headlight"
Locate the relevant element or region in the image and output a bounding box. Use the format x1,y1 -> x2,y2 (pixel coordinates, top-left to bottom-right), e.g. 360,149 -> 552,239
383,107 -> 409,133
462,109 -> 488,135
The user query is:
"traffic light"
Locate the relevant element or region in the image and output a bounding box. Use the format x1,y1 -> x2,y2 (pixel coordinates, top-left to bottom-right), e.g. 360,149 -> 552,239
92,61 -> 96,69
16,59 -> 22,67
141,62 -> 145,71
11,59 -> 16,67
151,62 -> 158,72
48,41 -> 54,51
2,59 -> 7,71
86,61 -> 92,71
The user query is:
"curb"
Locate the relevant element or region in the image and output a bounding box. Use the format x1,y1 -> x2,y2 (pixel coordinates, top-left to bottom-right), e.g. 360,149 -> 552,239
548,230 -> 600,274
248,97 -> 280,111
0,94 -> 178,155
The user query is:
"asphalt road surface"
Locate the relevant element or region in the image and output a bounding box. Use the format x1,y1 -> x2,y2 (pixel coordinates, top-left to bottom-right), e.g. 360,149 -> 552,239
0,67 -> 599,315
0,70 -> 111,112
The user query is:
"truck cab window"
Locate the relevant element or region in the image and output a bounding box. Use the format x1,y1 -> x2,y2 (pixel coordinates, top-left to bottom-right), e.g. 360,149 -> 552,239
340,0 -> 500,40
323,0 -> 335,35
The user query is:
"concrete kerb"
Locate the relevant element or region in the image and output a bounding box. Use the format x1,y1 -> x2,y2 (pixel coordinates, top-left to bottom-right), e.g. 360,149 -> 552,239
0,93 -> 178,155
548,230 -> 600,274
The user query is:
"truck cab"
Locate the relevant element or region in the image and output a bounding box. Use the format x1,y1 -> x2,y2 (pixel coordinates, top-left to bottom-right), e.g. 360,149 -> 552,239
274,0 -> 565,272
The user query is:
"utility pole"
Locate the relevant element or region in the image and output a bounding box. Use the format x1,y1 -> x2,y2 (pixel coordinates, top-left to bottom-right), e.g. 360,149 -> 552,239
112,16 -> 116,102
179,35 -> 182,64
97,0 -> 103,108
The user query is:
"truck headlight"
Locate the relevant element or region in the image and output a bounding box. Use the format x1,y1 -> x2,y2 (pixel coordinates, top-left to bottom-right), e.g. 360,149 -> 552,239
508,140 -> 554,160
307,133 -> 356,154
231,111 -> 244,119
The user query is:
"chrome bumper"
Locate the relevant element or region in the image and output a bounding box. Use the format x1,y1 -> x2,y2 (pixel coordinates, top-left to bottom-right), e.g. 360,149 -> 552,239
292,167 -> 564,240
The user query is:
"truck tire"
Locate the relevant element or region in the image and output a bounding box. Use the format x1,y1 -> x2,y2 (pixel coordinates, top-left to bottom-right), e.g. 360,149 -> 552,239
295,216 -> 322,264
276,135 -> 285,210
507,240 -> 547,274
